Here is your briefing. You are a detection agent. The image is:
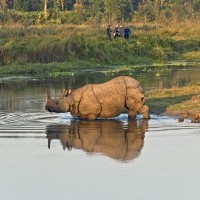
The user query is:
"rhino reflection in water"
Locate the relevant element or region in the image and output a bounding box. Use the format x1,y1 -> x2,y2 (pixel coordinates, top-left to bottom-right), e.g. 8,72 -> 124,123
46,119 -> 148,161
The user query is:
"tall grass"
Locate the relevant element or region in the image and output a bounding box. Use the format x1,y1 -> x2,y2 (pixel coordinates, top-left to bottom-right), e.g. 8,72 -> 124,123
0,22 -> 200,72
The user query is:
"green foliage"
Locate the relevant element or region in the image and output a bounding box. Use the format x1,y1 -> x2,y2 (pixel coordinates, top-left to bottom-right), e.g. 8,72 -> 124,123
173,40 -> 200,53
134,0 -> 200,23
0,10 -> 40,25
1,0 -> 199,24
151,47 -> 166,60
0,22 -> 200,76
59,11 -> 80,24
0,46 -> 11,65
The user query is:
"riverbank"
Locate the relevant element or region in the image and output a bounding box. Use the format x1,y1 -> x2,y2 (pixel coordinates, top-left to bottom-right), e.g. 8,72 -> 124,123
0,22 -> 200,76
146,82 -> 200,122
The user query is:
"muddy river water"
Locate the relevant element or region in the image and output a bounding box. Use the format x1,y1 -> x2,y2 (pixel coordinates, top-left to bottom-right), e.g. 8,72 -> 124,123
0,66 -> 200,200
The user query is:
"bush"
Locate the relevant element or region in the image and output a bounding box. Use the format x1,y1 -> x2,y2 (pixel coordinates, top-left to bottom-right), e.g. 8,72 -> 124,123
0,10 -> 39,25
0,46 -> 12,65
151,46 -> 166,60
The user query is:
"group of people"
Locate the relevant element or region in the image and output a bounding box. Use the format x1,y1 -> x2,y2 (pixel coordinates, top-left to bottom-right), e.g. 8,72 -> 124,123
106,24 -> 132,40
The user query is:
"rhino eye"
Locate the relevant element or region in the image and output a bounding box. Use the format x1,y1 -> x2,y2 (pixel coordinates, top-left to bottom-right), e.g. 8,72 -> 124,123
56,102 -> 59,105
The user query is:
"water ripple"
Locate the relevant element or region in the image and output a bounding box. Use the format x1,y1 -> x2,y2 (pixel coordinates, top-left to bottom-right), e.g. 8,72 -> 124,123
0,112 -> 199,138
0,112 -> 73,139
0,112 -> 72,126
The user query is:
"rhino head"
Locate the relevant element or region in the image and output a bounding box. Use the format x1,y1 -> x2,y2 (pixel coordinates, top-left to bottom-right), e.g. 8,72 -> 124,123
45,89 -> 73,113
134,93 -> 150,119
138,104 -> 150,119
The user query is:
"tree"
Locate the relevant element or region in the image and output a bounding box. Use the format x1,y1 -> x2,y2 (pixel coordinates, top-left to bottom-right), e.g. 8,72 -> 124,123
103,0 -> 134,23
29,0 -> 43,11
87,0 -> 103,24
0,0 -> 7,12
103,0 -> 119,22
53,0 -> 60,18
131,0 -> 141,10
60,0 -> 64,10
73,0 -> 86,21
44,0 -> 48,15
0,0 -> 199,24
119,0 -> 133,22
66,0 -> 76,10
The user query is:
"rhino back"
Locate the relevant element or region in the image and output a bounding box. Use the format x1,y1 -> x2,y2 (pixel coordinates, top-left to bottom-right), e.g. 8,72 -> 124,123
92,77 -> 127,117
71,85 -> 88,102
123,76 -> 141,91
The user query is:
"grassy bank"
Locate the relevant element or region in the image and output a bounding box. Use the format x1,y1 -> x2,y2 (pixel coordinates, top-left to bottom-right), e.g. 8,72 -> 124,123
0,22 -> 200,76
145,81 -> 200,121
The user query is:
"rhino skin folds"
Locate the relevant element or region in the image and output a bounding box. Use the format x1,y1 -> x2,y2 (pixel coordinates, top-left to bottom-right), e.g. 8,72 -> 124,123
45,76 -> 150,120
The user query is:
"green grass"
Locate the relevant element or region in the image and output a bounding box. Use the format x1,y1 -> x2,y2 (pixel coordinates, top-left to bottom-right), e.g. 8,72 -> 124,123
182,51 -> 200,62
0,60 -> 98,77
0,22 -> 200,76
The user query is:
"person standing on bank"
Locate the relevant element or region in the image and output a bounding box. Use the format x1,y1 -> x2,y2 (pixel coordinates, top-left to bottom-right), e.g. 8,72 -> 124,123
106,24 -> 112,40
113,25 -> 120,39
124,26 -> 132,39
119,25 -> 124,37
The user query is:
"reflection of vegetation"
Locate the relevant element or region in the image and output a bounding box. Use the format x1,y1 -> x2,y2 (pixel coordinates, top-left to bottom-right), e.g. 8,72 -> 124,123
46,119 -> 148,161
146,82 -> 200,116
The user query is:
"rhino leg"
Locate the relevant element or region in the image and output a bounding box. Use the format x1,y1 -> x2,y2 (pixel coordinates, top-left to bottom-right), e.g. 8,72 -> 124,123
128,110 -> 137,119
126,97 -> 150,119
80,113 -> 98,120
78,86 -> 101,120
70,102 -> 79,117
126,98 -> 137,119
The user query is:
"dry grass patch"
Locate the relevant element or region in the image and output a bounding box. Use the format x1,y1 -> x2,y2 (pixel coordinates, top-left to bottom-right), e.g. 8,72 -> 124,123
145,85 -> 200,115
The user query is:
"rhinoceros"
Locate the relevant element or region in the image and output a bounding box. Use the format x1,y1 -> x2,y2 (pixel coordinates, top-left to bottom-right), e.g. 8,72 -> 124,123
45,76 -> 150,120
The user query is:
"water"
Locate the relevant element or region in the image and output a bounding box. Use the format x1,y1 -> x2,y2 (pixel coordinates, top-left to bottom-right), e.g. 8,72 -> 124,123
0,66 -> 200,200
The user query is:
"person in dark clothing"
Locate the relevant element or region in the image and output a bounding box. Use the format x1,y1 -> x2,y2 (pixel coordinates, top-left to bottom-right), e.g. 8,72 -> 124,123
124,27 -> 131,39
106,24 -> 112,40
113,25 -> 120,39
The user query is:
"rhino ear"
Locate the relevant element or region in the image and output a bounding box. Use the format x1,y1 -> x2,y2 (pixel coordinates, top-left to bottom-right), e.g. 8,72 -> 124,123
61,89 -> 72,98
68,89 -> 72,95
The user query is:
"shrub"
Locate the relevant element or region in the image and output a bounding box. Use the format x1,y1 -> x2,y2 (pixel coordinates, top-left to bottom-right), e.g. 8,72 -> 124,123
151,46 -> 166,60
